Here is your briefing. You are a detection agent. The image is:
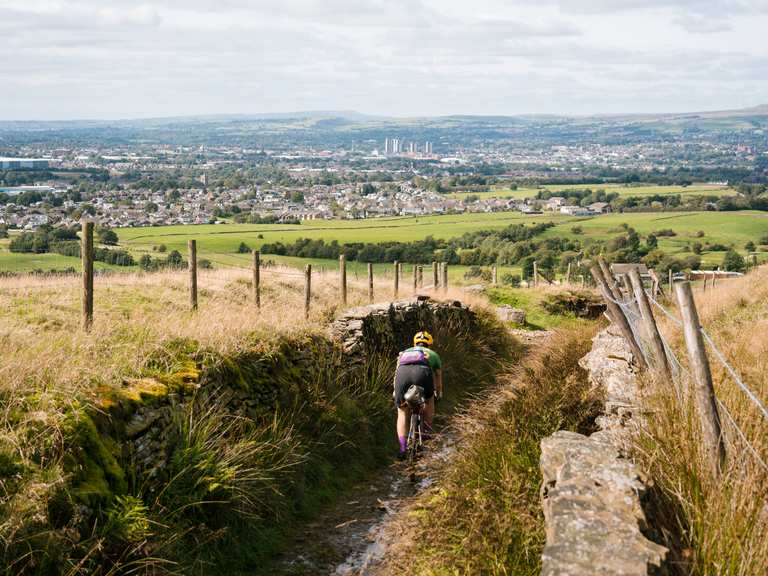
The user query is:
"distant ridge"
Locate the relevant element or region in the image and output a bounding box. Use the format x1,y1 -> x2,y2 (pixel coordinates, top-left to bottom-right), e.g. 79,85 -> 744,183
0,104 -> 766,126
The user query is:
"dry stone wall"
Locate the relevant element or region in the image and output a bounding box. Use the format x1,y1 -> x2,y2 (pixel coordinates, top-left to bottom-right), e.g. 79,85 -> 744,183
91,297 -> 476,495
539,327 -> 668,575
330,295 -> 475,361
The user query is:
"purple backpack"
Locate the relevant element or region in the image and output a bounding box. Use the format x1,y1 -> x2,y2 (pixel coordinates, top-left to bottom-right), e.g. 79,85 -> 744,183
398,349 -> 429,367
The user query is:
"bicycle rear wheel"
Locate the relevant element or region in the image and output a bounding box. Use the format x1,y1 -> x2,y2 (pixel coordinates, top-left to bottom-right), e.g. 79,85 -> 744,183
407,413 -> 420,481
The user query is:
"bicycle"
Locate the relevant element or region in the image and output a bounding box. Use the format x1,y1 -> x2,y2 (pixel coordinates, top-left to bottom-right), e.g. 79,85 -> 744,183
403,385 -> 426,482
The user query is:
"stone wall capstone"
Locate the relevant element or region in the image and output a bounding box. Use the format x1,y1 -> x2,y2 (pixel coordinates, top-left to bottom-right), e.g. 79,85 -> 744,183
539,327 -> 668,576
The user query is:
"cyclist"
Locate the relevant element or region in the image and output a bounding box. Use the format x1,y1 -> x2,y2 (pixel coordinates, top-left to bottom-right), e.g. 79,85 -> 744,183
393,331 -> 443,458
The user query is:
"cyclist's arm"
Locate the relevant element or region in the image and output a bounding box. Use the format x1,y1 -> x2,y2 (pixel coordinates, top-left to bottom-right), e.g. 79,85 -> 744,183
434,368 -> 443,399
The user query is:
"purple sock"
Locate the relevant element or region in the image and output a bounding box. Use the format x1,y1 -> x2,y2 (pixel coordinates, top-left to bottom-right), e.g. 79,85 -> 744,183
398,435 -> 407,453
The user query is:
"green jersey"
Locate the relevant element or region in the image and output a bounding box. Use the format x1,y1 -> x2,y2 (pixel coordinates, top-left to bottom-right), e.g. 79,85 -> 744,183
402,346 -> 442,372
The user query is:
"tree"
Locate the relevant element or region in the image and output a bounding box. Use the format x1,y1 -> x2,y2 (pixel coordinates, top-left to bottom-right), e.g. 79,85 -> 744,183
745,241 -> 756,252
692,242 -> 703,255
0,225 -> 7,239
722,249 -> 746,272
646,234 -> 658,249
166,250 -> 184,268
237,242 -> 251,254
139,254 -> 153,271
291,191 -> 305,204
144,201 -> 159,213
97,227 -> 118,245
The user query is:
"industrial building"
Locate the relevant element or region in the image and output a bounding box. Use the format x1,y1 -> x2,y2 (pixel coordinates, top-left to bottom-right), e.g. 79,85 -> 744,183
0,157 -> 50,170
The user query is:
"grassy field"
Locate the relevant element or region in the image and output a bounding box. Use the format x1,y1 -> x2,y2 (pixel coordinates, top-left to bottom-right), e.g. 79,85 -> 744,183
447,182 -> 737,201
1,210 -> 765,274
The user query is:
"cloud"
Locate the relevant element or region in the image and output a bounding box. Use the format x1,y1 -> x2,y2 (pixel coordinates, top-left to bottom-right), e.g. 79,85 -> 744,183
0,0 -> 767,119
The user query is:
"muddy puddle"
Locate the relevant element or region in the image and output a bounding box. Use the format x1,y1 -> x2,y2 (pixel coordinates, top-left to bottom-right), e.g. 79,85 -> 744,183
276,431 -> 457,576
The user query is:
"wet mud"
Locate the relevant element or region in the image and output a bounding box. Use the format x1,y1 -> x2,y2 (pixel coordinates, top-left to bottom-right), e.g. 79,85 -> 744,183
276,431 -> 457,576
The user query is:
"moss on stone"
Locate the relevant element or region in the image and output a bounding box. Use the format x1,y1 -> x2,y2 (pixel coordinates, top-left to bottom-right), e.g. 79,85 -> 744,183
62,408 -> 127,509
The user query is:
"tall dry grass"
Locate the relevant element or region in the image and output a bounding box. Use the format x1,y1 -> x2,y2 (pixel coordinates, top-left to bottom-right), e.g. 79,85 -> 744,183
0,267 -> 486,399
635,266 -> 768,575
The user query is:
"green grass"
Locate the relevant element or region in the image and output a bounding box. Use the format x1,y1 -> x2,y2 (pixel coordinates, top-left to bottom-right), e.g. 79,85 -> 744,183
447,183 -> 737,200
544,211 -> 768,266
485,287 -> 597,331
2,210 -> 765,274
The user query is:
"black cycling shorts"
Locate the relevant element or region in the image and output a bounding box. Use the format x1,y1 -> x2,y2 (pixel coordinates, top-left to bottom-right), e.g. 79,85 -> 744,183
394,364 -> 434,408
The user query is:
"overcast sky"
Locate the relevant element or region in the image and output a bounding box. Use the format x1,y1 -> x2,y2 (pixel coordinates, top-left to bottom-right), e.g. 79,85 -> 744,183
2,0 -> 767,120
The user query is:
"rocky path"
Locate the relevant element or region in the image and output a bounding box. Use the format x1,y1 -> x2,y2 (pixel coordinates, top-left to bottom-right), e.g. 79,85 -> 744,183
275,423 -> 459,576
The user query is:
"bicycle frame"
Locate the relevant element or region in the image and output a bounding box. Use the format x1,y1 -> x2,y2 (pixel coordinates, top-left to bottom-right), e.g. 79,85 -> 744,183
406,402 -> 423,478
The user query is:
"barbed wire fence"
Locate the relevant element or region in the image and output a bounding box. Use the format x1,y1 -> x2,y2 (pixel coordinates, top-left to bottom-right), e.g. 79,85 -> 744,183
590,258 -> 768,477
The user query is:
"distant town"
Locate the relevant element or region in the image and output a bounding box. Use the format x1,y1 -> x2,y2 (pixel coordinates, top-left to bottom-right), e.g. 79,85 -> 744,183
0,110 -> 765,231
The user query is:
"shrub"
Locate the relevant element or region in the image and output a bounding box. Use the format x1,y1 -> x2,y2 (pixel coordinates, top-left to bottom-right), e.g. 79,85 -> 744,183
722,249 -> 746,272
97,227 -> 118,245
237,242 -> 251,254
540,290 -> 605,319
501,272 -> 521,287
653,228 -> 677,237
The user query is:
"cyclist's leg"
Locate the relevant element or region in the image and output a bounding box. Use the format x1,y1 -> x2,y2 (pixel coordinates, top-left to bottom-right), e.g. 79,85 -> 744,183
423,396 -> 435,430
397,404 -> 410,455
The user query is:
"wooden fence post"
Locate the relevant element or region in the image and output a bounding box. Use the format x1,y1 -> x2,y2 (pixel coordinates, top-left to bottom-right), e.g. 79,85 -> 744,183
188,239 -> 198,311
418,265 -> 423,288
304,264 -> 312,319
442,262 -> 448,291
629,268 -> 672,382
668,268 -> 673,295
533,261 -> 538,288
566,262 -> 572,285
492,266 -> 497,286
252,250 -> 261,308
674,281 -> 726,476
393,260 -> 399,299
648,268 -> 662,298
598,258 -> 623,302
368,263 -> 374,303
412,264 -> 418,293
591,265 -> 647,369
339,254 -> 347,305
432,261 -> 438,289
81,220 -> 94,331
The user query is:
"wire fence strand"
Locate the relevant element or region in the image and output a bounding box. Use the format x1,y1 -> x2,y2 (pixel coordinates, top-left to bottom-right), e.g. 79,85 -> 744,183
605,279 -> 767,474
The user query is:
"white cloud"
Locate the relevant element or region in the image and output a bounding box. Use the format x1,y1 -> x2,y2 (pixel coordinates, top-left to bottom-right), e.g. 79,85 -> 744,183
1,0 -> 767,119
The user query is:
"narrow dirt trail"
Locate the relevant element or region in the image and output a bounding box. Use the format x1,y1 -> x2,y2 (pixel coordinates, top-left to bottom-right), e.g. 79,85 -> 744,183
274,418 -> 460,575
274,330 -> 551,576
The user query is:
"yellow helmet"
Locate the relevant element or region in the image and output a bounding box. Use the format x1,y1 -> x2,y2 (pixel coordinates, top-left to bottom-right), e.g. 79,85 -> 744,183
413,331 -> 433,347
